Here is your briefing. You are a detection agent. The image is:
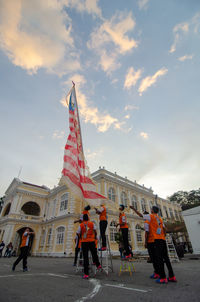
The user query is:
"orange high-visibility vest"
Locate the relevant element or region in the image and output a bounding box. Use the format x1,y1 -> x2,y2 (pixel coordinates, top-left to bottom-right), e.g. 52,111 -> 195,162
20,232 -> 29,248
148,214 -> 165,241
144,219 -> 154,243
80,221 -> 95,242
99,205 -> 107,221
119,212 -> 128,229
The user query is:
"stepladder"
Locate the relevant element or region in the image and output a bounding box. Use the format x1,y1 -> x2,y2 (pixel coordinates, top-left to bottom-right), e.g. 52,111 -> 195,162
99,234 -> 114,275
119,258 -> 136,276
166,234 -> 180,263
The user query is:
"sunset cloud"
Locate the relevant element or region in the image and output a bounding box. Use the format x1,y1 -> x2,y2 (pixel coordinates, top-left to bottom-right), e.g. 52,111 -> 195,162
140,132 -> 148,139
124,67 -> 142,90
138,68 -> 168,96
178,54 -> 194,62
87,12 -> 138,74
0,0 -> 80,75
169,22 -> 189,53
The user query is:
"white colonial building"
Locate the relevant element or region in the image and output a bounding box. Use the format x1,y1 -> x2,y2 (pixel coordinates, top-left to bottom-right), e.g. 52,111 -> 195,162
0,167 -> 182,256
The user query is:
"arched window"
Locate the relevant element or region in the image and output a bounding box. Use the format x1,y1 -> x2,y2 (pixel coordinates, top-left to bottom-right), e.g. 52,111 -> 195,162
121,192 -> 128,207
169,208 -> 174,219
60,193 -> 69,211
56,227 -> 65,244
110,221 -> 117,242
163,206 -> 169,218
174,210 -> 179,221
141,198 -> 147,212
131,195 -> 138,209
47,228 -> 52,245
108,187 -> 115,202
149,200 -> 153,211
21,202 -> 40,216
158,205 -> 163,217
135,224 -> 142,242
3,203 -> 11,216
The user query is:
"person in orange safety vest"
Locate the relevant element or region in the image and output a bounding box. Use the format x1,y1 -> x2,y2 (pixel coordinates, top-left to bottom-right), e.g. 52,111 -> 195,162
95,202 -> 107,251
77,214 -> 101,279
130,205 -> 177,284
12,228 -> 34,272
116,205 -> 131,258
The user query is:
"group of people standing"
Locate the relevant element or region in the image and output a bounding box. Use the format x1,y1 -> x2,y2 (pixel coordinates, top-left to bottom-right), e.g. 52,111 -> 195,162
4,202 -> 177,284
74,202 -> 177,283
130,205 -> 177,284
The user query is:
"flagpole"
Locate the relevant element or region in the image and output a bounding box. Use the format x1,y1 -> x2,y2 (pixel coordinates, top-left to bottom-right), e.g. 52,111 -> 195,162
72,81 -> 84,155
72,82 -> 86,207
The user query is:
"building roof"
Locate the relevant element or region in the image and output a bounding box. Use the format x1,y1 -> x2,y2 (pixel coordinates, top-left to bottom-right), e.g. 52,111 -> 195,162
182,205 -> 200,216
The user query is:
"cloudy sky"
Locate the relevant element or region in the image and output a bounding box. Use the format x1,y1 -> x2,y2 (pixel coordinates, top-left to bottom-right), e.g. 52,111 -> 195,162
0,0 -> 200,199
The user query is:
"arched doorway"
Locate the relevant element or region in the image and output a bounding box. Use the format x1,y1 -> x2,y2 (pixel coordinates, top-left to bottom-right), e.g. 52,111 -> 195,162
21,202 -> 40,216
13,227 -> 35,256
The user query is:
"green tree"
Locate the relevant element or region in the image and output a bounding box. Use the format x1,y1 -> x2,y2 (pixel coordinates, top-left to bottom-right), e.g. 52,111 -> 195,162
168,189 -> 200,210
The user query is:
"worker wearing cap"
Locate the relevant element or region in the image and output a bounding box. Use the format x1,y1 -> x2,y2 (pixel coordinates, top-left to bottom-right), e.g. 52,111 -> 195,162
116,205 -> 131,258
95,202 -> 107,251
77,214 -> 101,279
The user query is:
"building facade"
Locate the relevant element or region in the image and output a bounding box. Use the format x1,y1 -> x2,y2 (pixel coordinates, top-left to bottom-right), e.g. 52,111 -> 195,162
0,168 -> 182,256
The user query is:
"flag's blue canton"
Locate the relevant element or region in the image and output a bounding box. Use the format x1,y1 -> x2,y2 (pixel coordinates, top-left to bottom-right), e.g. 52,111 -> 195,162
69,92 -> 76,111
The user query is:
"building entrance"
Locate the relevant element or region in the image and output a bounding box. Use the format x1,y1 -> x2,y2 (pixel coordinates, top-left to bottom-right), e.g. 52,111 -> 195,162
13,227 -> 34,256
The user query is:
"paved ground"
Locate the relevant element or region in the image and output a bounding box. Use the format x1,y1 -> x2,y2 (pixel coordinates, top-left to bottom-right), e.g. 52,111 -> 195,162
0,255 -> 199,302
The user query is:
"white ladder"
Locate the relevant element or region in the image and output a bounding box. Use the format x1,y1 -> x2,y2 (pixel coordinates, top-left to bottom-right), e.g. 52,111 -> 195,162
99,235 -> 114,275
166,234 -> 179,263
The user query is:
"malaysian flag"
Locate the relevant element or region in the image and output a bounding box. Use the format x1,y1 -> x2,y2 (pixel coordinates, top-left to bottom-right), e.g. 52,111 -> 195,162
62,84 -> 106,204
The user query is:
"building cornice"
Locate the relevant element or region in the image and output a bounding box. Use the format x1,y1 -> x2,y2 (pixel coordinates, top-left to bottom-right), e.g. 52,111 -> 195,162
92,170 -> 154,197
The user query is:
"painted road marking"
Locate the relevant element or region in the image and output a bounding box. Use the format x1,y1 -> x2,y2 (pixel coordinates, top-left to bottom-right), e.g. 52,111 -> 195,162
104,283 -> 151,293
48,273 -> 69,279
0,273 -> 68,279
75,278 -> 101,302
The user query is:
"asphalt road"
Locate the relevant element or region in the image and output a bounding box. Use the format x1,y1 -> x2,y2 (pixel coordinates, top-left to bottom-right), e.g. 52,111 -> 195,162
0,256 -> 199,302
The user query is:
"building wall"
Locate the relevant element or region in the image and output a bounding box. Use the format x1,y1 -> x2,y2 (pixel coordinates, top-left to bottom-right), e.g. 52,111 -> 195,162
182,206 -> 200,254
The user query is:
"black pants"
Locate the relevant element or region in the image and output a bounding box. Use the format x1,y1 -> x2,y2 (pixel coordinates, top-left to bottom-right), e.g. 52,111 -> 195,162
147,242 -> 159,275
121,228 -> 130,256
13,246 -> 29,270
154,239 -> 174,279
100,220 -> 107,248
82,242 -> 100,275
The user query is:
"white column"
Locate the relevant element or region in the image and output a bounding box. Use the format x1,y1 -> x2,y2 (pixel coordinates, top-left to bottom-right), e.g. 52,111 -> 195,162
3,225 -> 14,244
117,187 -> 120,205
16,195 -> 23,213
65,218 -> 74,256
10,195 -> 20,214
128,191 -> 131,207
132,221 -> 138,251
69,195 -> 75,214
35,228 -> 42,254
104,182 -> 107,197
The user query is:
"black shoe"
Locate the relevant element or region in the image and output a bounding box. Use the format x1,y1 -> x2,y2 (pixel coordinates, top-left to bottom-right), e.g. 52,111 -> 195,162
23,268 -> 28,272
12,265 -> 15,272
